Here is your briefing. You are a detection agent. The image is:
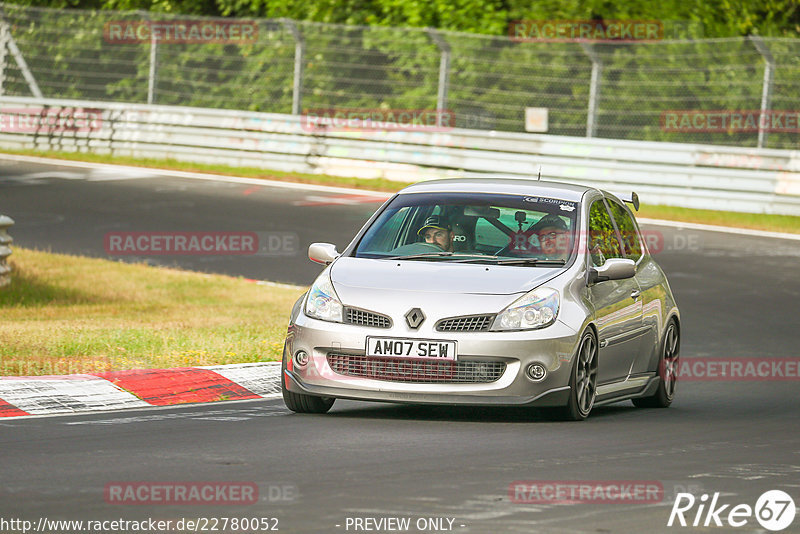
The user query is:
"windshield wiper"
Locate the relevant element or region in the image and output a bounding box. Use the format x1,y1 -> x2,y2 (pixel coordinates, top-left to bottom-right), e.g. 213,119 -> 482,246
380,253 -> 565,266
449,255 -> 500,263
492,258 -> 567,266
383,252 -> 457,260
383,252 -> 500,261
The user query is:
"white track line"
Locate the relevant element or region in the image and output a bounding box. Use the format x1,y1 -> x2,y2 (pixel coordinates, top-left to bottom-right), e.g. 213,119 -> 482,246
0,153 -> 391,197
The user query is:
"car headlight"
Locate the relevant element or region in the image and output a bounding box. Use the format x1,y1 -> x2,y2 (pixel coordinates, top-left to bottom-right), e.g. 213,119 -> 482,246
304,269 -> 343,323
491,287 -> 559,331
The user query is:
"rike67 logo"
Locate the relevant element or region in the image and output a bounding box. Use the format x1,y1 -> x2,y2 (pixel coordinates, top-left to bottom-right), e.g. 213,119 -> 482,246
668,490 -> 796,531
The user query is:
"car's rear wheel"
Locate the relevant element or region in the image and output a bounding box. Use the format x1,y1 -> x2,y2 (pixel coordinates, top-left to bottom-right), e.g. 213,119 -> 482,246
633,319 -> 679,408
557,329 -> 598,421
281,348 -> 335,414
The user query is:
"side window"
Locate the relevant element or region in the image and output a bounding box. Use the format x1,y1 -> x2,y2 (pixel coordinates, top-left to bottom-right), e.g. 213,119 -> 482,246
607,200 -> 643,262
359,207 -> 412,252
588,200 -> 623,266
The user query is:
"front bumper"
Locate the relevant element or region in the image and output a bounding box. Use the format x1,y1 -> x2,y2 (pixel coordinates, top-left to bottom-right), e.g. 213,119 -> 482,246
283,310 -> 581,407
284,369 -> 571,407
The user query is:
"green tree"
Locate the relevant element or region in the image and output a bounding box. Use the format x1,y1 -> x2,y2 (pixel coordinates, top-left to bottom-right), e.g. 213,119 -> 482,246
8,0 -> 800,36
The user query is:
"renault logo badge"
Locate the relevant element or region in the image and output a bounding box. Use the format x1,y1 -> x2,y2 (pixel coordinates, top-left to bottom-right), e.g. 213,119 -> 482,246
405,308 -> 425,329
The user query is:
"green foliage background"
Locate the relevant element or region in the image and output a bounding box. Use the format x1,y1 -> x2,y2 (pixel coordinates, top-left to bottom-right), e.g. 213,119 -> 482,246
2,1 -> 798,148
9,0 -> 799,37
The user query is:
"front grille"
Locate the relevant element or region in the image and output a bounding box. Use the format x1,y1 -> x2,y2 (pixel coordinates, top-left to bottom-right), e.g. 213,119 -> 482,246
345,307 -> 392,328
327,353 -> 506,383
435,314 -> 495,332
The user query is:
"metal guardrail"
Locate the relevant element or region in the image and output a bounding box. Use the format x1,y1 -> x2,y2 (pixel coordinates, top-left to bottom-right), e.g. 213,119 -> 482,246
0,96 -> 798,215
0,215 -> 13,287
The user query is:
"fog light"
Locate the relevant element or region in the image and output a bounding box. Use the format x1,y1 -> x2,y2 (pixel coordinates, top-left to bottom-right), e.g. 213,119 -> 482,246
526,363 -> 547,382
294,350 -> 309,367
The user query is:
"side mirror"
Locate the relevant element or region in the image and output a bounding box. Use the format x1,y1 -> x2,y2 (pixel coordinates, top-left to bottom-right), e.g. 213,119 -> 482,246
588,258 -> 635,284
308,243 -> 339,265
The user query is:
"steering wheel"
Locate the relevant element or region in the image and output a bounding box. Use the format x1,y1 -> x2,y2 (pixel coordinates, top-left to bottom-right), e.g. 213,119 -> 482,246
494,242 -> 542,257
388,241 -> 446,255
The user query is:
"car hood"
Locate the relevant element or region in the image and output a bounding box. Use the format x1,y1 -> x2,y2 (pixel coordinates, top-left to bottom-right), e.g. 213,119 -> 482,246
330,257 -> 562,296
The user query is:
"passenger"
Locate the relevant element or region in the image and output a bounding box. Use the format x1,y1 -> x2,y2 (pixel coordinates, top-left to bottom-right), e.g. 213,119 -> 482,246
531,214 -> 570,260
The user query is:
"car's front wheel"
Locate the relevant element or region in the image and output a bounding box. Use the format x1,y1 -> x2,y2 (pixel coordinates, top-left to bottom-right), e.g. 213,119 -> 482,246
557,328 -> 598,421
281,347 -> 335,414
633,319 -> 679,408
282,385 -> 335,413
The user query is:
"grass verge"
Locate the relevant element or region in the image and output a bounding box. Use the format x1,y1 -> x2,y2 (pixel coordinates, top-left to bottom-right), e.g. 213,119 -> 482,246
0,247 -> 305,376
635,204 -> 800,234
3,148 -> 800,234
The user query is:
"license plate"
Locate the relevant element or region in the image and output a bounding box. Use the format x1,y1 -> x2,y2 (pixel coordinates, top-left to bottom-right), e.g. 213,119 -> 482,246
366,337 -> 457,361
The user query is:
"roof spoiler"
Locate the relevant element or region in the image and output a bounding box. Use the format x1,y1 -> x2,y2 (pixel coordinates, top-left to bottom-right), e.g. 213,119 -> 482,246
612,191 -> 640,211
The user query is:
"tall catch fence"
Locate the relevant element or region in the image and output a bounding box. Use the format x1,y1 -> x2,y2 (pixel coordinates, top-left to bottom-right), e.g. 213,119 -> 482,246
0,4 -> 798,149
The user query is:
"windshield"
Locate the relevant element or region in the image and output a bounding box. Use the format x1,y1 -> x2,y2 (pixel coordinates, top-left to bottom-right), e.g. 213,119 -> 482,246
354,192 -> 579,265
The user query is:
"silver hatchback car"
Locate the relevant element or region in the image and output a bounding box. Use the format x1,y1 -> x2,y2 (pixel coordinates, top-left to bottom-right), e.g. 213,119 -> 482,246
282,179 -> 680,420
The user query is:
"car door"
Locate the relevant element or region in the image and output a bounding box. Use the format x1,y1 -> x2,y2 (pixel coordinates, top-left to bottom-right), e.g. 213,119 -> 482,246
606,199 -> 661,376
587,199 -> 644,384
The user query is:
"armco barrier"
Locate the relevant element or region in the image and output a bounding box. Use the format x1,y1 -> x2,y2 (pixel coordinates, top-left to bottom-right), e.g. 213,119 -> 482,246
0,96 -> 798,215
0,215 -> 14,287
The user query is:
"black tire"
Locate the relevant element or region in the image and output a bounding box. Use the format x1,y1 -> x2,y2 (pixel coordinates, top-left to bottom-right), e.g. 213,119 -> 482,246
633,319 -> 679,408
281,352 -> 335,414
557,329 -> 598,421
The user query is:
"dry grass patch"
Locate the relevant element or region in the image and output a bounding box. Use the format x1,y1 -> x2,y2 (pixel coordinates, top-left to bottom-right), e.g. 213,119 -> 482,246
0,248 -> 305,376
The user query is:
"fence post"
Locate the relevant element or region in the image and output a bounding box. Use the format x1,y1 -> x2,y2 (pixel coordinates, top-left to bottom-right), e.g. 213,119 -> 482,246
0,215 -> 14,287
146,12 -> 158,105
749,36 -> 774,149
147,34 -> 158,105
284,20 -> 304,116
0,20 -> 8,95
427,28 -> 451,128
581,43 -> 602,138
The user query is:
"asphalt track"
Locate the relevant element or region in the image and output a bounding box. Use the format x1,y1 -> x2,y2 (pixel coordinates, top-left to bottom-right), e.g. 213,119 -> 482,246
1,157 -> 799,534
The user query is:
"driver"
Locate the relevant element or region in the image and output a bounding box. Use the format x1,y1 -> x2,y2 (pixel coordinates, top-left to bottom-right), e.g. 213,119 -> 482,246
531,214 -> 570,260
417,215 -> 455,252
